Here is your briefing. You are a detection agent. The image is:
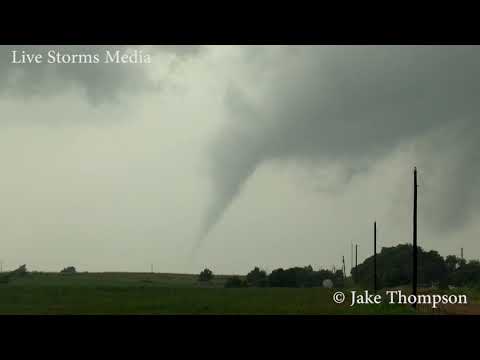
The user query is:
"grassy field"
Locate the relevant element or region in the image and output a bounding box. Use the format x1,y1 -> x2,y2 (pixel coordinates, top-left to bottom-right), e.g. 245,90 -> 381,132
0,272 -> 426,315
7,272 -> 231,288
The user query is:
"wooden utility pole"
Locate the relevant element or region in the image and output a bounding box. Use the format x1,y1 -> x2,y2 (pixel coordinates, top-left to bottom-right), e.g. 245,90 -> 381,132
351,242 -> 353,276
413,167 -> 418,308
355,244 -> 358,271
342,256 -> 346,280
374,221 -> 377,294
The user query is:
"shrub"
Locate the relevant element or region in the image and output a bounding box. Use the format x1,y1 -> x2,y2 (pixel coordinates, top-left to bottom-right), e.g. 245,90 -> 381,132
61,266 -> 77,274
16,265 -> 27,276
224,276 -> 247,288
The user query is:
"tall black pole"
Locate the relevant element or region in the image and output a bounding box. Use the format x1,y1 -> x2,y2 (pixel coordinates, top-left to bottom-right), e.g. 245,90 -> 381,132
354,244 -> 358,282
374,221 -> 377,294
413,167 -> 418,308
351,242 -> 353,276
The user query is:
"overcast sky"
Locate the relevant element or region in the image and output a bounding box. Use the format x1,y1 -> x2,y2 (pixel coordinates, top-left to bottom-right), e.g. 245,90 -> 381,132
1,45 -> 479,274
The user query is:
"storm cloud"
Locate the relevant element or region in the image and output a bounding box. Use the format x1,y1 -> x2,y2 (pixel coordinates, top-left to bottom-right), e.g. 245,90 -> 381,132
1,45 -> 479,272
0,45 -> 203,103
202,46 -> 480,243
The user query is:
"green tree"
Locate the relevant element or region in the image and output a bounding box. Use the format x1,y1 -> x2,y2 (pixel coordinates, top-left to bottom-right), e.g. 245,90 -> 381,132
449,260 -> 480,287
267,266 -> 331,288
355,244 -> 448,289
246,267 -> 268,287
445,255 -> 460,273
198,268 -> 214,282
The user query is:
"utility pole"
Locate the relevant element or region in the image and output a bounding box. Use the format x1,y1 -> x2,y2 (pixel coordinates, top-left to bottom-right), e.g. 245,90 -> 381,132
355,244 -> 358,270
413,167 -> 418,309
355,244 -> 358,282
351,242 -> 353,276
374,221 -> 377,294
461,248 -> 464,260
342,256 -> 346,280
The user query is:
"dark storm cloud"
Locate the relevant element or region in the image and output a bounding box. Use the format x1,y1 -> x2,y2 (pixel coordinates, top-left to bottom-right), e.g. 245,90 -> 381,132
413,121 -> 480,232
0,45 -> 203,103
202,46 -> 480,240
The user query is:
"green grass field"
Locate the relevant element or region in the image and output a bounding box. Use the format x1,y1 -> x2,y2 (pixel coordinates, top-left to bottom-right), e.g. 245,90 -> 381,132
0,272 -> 417,315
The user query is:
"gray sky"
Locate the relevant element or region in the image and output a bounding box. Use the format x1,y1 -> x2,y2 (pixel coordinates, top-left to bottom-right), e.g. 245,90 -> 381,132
1,45 -> 479,274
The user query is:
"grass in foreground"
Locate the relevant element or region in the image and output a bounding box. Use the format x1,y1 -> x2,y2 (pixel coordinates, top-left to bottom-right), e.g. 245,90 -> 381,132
0,286 -> 415,315
0,273 -> 414,315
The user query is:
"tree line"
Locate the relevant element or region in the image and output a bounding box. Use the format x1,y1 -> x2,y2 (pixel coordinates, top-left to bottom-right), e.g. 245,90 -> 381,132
353,243 -> 480,289
199,266 -> 345,288
199,243 -> 480,290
